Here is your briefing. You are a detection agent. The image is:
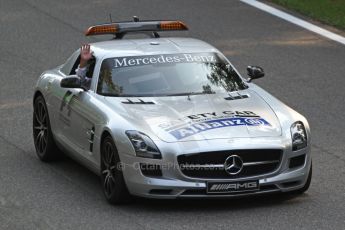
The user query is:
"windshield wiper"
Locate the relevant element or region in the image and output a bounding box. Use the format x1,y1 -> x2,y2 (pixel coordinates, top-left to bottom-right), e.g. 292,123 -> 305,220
167,91 -> 215,96
101,93 -> 158,97
101,92 -> 215,97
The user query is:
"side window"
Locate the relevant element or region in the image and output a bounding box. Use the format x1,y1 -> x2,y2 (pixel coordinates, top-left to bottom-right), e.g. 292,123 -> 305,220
69,55 -> 81,75
60,49 -> 96,78
72,55 -> 96,78
85,56 -> 96,78
60,50 -> 80,76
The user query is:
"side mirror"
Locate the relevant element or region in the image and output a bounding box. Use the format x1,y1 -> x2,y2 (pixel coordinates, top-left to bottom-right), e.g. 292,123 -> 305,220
246,66 -> 265,82
60,75 -> 86,90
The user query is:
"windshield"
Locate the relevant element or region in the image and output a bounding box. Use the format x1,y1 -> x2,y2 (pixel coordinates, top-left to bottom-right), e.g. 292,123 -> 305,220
97,52 -> 247,97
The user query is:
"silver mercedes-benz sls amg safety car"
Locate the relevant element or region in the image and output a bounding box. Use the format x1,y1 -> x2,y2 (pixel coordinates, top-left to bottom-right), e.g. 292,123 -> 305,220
33,19 -> 311,204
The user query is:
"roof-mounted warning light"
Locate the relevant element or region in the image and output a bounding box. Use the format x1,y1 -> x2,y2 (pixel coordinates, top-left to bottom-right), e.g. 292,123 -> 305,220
85,16 -> 188,39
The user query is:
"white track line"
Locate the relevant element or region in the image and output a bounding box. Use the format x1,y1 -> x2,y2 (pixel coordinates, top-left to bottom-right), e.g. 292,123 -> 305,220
240,0 -> 345,45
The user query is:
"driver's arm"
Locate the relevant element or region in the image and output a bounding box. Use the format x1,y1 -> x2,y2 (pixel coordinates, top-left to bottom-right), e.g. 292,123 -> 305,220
75,44 -> 93,89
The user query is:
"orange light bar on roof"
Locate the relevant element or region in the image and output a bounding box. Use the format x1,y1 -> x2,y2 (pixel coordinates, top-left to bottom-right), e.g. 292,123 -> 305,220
84,19 -> 188,37
159,21 -> 188,31
85,24 -> 118,36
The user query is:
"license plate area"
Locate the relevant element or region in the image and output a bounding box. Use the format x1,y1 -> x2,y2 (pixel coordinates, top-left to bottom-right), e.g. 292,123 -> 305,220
207,180 -> 259,194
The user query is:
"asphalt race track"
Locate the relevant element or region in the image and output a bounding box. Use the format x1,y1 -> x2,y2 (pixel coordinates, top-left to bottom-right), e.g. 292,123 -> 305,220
1,0 -> 345,229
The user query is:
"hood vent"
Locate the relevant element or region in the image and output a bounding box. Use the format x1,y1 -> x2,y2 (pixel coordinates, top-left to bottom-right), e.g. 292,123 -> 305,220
224,93 -> 249,101
122,99 -> 155,104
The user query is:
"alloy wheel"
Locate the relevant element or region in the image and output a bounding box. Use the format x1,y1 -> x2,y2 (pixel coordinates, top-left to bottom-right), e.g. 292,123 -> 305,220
33,100 -> 48,155
102,141 -> 117,198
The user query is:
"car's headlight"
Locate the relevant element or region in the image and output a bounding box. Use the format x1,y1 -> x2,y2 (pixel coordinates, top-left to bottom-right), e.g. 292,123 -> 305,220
125,131 -> 161,159
290,121 -> 307,151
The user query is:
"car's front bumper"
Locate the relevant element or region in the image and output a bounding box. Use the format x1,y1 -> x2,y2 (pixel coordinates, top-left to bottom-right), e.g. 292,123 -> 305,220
119,137 -> 311,199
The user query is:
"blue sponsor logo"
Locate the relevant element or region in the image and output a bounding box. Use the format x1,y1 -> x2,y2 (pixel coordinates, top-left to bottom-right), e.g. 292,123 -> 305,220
169,117 -> 270,140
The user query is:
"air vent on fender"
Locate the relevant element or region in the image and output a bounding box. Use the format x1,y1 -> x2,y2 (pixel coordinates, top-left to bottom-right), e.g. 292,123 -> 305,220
122,99 -> 155,104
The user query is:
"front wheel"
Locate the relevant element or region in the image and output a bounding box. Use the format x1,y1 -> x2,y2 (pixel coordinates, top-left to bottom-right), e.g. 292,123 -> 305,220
101,135 -> 131,204
33,95 -> 60,162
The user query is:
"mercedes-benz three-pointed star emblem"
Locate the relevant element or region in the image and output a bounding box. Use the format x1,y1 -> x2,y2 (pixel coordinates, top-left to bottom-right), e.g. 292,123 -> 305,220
224,155 -> 243,175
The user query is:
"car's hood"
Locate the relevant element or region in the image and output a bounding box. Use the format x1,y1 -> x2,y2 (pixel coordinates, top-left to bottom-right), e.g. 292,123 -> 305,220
104,90 -> 282,142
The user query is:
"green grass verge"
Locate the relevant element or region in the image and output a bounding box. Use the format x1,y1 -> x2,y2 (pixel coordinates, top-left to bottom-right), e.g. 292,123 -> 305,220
269,0 -> 345,30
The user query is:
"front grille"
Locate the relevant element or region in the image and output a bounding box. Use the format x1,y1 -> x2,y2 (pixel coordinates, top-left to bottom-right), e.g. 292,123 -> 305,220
177,149 -> 282,179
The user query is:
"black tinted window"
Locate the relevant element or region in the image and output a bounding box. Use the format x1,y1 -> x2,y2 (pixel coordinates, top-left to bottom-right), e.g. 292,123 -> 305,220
60,51 -> 79,75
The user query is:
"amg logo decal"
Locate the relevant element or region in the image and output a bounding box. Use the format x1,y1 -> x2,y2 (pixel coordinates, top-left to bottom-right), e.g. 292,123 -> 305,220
207,181 -> 259,193
210,182 -> 258,191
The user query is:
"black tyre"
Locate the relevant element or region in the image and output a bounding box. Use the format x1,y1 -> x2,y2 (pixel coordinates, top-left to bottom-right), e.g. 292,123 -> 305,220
101,135 -> 132,204
33,95 -> 59,162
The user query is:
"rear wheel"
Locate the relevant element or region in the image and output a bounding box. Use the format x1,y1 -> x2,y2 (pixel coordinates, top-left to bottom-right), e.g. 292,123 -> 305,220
101,135 -> 131,204
33,95 -> 59,162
